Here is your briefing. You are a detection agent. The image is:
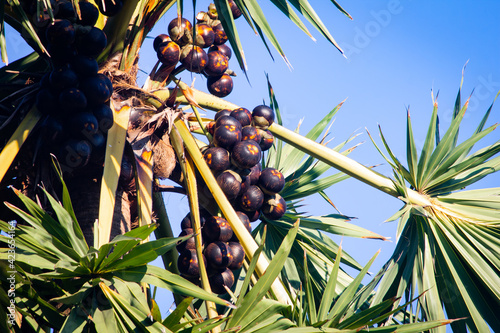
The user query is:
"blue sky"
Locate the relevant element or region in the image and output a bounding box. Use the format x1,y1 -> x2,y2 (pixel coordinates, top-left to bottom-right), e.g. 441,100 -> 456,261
3,0 -> 500,322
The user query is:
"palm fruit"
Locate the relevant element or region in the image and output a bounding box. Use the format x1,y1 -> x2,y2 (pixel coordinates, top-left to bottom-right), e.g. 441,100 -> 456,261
213,123 -> 241,150
176,228 -> 197,252
76,27 -> 107,58
79,74 -> 112,106
58,87 -> 87,111
204,241 -> 232,269
153,34 -> 171,52
36,89 -> 58,115
76,1 -> 99,26
92,104 -> 114,132
193,23 -> 215,48
97,0 -> 123,17
259,129 -> 274,151
229,211 -> 251,242
209,268 -> 234,294
230,108 -> 252,127
180,211 -> 208,229
209,44 -> 232,60
207,73 -> 233,97
228,0 -> 242,19
88,131 -> 107,162
180,45 -> 208,73
211,20 -> 228,45
215,115 -> 242,130
204,216 -> 233,242
239,185 -> 264,212
60,138 -> 92,168
68,112 -> 99,137
157,40 -> 180,67
241,126 -> 261,143
216,170 -> 242,200
49,66 -> 78,92
203,146 -> 231,172
168,17 -> 193,46
262,193 -> 287,220
45,19 -> 75,46
177,249 -> 205,277
252,105 -> 275,129
231,140 -> 261,169
204,50 -> 229,77
227,242 -> 245,270
258,168 -> 285,194
214,109 -> 232,120
71,55 -> 98,77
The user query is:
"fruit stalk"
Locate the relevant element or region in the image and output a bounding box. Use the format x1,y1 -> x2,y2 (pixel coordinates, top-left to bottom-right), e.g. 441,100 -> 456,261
269,123 -> 432,207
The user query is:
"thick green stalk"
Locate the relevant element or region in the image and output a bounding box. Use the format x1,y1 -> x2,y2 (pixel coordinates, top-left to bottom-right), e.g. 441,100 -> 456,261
269,123 -> 432,207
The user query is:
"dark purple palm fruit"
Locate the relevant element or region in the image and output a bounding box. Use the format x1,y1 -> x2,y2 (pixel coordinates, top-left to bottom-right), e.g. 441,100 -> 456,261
40,116 -> 66,144
204,241 -> 232,269
79,74 -> 112,106
153,34 -> 171,52
248,163 -> 262,185
204,216 -> 233,242
258,168 -> 285,195
262,193 -> 287,220
180,211 -> 207,229
204,50 -> 229,77
252,105 -> 275,130
168,17 -> 193,46
216,170 -> 242,200
209,44 -> 232,60
88,131 -> 107,163
176,228 -> 197,252
239,185 -> 264,212
97,0 -> 123,17
58,87 -> 88,111
59,138 -> 92,169
193,23 -> 215,48
231,140 -> 262,170
55,1 -> 76,21
177,249 -> 205,277
259,129 -> 274,151
157,40 -> 180,67
213,124 -> 241,150
46,19 -> 75,46
203,146 -> 231,172
211,20 -> 228,45
36,89 -> 58,115
92,104 -> 114,132
214,109 -> 232,121
77,27 -> 107,58
180,45 -> 208,73
49,66 -> 79,93
68,111 -> 99,138
209,268 -> 234,294
98,73 -> 114,94
229,211 -> 251,242
241,126 -> 261,143
244,209 -> 261,222
76,1 -> 99,26
71,55 -> 99,78
228,0 -> 242,19
215,115 -> 242,130
227,242 -> 245,270
230,107 -> 252,127
207,74 -> 233,97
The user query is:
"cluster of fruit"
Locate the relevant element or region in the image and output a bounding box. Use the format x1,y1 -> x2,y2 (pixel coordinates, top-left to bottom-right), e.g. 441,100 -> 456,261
176,105 -> 287,294
31,0 -> 116,170
153,0 -> 242,98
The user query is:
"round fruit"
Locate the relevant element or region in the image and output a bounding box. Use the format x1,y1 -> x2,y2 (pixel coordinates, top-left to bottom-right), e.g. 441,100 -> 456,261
36,89 -> 58,115
204,50 -> 229,77
230,211 -> 251,242
230,108 -> 252,127
77,27 -> 107,58
58,87 -> 87,111
180,211 -> 208,229
262,193 -> 287,220
193,23 -> 215,48
211,20 -> 228,45
168,17 -> 193,46
40,116 -> 65,143
259,168 -> 285,194
209,268 -> 234,294
77,1 -> 99,26
71,55 -> 98,77
227,242 -> 245,270
207,74 -> 233,97
204,216 -> 233,242
60,138 -> 92,168
204,241 -> 232,269
213,124 -> 241,150
228,0 -> 242,19
239,185 -> 264,212
180,45 -> 208,73
177,249 -> 204,277
49,66 -> 78,92
259,129 -> 274,151
206,121 -> 216,135
252,105 -> 275,129
153,34 -> 171,52
92,104 -> 114,132
217,170 -> 242,200
209,44 -> 232,60
244,209 -> 261,222
176,228 -> 196,252
45,19 -> 75,46
98,73 -> 114,94
56,1 -> 76,21
88,131 -> 106,162
214,109 -> 232,121
241,126 -> 261,143
79,75 -> 112,106
203,146 -> 231,172
215,115 -> 242,130
97,0 -> 123,17
68,111 -> 99,137
231,140 -> 262,169
157,41 -> 180,67
247,163 -> 262,185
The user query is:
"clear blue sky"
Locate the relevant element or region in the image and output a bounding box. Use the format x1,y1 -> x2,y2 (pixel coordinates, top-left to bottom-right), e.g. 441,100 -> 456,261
3,0 -> 500,321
